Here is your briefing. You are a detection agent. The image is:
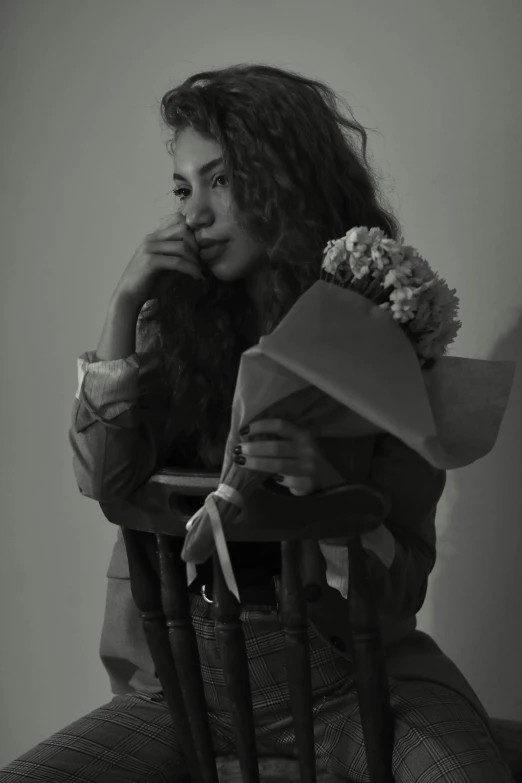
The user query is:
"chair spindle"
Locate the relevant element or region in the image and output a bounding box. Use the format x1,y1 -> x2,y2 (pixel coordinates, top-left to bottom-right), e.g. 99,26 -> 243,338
212,552 -> 260,783
280,540 -> 317,782
120,529 -> 204,781
156,534 -> 219,783
347,536 -> 394,783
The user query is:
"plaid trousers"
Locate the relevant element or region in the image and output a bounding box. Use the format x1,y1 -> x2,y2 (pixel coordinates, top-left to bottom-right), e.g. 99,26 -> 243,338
0,595 -> 514,782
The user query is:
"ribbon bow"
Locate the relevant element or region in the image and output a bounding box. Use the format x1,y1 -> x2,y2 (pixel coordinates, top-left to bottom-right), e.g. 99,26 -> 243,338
185,483 -> 244,600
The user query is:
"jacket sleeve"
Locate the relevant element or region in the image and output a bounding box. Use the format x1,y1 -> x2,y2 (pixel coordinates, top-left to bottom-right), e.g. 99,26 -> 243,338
68,300 -> 181,503
362,432 -> 447,619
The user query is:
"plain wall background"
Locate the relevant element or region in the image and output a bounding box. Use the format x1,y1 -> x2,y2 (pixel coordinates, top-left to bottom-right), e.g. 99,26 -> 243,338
1,0 -> 521,765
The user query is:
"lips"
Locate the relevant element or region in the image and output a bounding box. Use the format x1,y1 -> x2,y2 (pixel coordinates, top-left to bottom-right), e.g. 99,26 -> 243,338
199,240 -> 229,260
197,238 -> 229,248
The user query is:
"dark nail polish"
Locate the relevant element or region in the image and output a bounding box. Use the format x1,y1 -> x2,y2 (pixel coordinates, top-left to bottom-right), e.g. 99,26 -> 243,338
233,445 -> 242,455
234,455 -> 246,465
274,474 -> 285,482
239,426 -> 250,436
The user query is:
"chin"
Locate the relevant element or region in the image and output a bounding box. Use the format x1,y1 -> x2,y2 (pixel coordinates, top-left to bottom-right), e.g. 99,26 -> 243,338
206,263 -> 243,282
207,256 -> 262,283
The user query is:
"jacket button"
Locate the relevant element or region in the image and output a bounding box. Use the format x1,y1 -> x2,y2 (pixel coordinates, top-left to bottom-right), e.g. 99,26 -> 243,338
330,636 -> 346,652
303,584 -> 322,602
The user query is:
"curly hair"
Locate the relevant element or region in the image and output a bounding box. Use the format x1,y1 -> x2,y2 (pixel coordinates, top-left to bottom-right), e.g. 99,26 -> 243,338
140,63 -> 402,470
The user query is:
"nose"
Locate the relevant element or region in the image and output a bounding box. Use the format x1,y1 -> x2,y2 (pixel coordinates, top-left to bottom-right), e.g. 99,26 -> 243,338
183,190 -> 214,233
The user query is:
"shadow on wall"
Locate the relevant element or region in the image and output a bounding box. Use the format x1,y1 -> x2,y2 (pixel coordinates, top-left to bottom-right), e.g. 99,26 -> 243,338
430,309 -> 522,721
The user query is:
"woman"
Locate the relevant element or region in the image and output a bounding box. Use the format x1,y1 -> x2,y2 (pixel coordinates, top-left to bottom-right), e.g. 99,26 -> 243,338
0,64 -> 513,782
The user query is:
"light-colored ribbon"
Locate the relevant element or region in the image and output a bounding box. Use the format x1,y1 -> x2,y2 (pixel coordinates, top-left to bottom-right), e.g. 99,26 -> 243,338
185,483 -> 245,601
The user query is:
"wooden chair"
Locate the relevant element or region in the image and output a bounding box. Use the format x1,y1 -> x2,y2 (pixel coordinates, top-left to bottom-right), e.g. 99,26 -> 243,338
99,467 -> 522,783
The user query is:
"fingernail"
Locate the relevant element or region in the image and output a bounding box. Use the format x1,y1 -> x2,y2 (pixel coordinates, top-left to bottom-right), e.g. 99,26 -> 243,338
274,475 -> 285,482
233,445 -> 242,455
233,455 -> 246,465
239,426 -> 250,436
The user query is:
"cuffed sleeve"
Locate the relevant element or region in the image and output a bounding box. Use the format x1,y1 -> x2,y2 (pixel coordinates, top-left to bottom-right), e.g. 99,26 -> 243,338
75,351 -> 141,422
363,433 -> 447,618
69,301 -> 181,503
320,523 -> 396,599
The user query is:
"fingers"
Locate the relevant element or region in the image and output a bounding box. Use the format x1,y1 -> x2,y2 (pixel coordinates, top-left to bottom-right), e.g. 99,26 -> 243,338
275,475 -> 316,496
234,455 -> 315,476
233,417 -> 319,479
237,439 -> 302,459
153,215 -> 199,256
242,418 -> 312,443
235,430 -> 316,475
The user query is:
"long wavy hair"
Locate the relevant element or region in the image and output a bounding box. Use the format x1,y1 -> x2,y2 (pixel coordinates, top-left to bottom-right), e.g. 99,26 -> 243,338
140,63 -> 402,470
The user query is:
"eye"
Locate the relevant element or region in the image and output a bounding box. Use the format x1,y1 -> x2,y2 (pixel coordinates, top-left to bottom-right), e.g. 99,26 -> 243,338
213,174 -> 229,187
172,174 -> 229,201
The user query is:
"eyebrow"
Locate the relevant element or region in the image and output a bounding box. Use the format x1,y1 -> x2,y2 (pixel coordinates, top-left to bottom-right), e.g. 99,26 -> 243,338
172,157 -> 224,181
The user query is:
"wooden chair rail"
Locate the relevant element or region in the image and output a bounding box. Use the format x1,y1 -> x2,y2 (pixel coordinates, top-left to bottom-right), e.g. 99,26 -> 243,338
102,468 -> 390,540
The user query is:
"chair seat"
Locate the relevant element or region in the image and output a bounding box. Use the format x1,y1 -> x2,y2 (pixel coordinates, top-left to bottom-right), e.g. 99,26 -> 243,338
215,755 -> 344,782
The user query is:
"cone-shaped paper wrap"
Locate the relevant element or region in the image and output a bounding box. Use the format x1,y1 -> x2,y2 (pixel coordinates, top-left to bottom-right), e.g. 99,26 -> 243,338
181,281 -> 516,598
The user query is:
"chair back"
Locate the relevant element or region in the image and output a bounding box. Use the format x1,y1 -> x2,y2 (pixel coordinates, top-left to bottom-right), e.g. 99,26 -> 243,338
101,469 -> 395,783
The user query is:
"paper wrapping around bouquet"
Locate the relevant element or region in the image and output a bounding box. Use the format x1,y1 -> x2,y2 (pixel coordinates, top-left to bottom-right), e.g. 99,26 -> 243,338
247,281 -> 517,472
181,280 -> 517,596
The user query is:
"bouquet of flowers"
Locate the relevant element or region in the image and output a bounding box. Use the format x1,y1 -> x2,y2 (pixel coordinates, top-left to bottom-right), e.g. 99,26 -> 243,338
181,227 -> 516,599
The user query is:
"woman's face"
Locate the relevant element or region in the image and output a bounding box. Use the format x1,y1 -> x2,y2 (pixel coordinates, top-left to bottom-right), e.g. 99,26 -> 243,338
172,127 -> 268,290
